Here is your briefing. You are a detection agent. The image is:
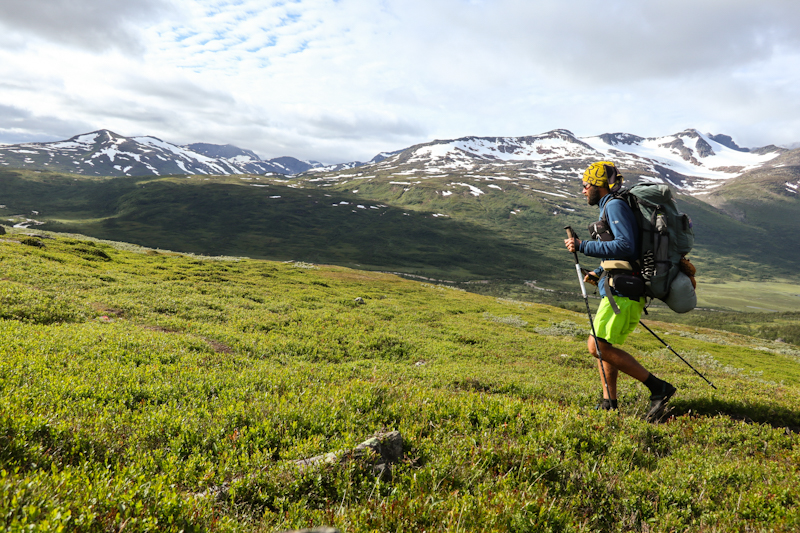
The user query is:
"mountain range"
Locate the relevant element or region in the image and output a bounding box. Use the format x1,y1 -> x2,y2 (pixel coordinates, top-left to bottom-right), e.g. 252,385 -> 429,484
0,128 -> 793,194
0,130 -> 405,178
0,130 -> 325,177
319,128 -> 789,196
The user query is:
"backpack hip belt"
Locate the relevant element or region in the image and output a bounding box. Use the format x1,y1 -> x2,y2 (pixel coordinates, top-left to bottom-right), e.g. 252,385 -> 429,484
599,260 -> 645,314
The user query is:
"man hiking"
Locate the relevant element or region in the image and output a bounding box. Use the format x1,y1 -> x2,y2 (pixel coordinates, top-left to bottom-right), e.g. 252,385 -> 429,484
564,161 -> 676,421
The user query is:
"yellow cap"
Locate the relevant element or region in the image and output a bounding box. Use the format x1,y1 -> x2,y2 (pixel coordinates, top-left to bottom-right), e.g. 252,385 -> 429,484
583,161 -> 623,189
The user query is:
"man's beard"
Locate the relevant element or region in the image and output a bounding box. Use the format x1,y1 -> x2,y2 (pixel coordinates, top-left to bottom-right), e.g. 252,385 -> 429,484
587,187 -> 603,206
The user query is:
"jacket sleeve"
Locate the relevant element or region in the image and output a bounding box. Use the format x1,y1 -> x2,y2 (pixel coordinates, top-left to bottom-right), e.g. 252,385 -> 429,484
579,199 -> 637,260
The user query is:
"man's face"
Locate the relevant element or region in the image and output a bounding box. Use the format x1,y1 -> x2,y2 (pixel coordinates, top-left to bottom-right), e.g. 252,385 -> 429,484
582,182 -> 603,206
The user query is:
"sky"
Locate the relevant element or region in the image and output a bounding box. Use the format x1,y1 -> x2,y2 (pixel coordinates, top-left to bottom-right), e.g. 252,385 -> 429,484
1,0 -> 799,163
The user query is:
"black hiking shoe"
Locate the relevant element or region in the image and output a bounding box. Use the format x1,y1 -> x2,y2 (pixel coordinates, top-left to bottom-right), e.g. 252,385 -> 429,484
645,382 -> 677,422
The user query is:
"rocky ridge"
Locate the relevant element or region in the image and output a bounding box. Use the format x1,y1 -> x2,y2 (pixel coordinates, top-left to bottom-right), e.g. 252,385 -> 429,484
0,130 -> 323,177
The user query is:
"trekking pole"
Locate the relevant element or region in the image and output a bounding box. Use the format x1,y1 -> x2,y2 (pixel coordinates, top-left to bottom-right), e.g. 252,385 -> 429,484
564,226 -> 610,397
638,320 -> 717,390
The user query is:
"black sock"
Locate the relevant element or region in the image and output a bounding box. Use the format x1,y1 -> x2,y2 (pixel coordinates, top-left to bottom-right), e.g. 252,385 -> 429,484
643,373 -> 664,395
609,399 -> 618,410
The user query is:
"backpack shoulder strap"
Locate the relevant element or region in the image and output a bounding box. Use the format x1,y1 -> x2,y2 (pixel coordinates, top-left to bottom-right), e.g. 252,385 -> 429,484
601,188 -> 644,270
600,192 -> 628,223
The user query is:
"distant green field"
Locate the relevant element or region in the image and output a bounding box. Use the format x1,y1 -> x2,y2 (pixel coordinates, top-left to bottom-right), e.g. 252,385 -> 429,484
1,228 -> 800,531
696,279 -> 800,312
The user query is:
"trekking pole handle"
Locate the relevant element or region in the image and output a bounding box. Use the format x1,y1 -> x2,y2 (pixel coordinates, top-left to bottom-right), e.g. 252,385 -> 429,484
564,226 -> 588,299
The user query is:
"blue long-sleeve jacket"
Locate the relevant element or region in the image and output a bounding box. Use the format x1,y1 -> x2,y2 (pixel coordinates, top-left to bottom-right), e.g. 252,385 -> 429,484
578,194 -> 640,298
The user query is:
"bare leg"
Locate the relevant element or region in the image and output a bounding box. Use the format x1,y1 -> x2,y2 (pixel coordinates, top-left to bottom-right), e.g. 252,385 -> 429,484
597,359 -> 618,399
588,336 -> 650,398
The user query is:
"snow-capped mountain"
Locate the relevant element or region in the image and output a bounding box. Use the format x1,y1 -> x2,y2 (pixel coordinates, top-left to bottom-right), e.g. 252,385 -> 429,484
0,130 -> 323,176
347,129 -> 785,195
301,149 -> 406,174
0,128 -> 790,196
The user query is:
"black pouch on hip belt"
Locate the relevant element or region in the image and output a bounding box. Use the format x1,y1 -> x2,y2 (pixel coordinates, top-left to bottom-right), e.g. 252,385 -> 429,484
588,220 -> 614,242
600,260 -> 645,303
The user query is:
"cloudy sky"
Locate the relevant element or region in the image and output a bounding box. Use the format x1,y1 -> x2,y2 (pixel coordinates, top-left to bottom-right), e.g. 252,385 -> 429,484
1,0 -> 799,163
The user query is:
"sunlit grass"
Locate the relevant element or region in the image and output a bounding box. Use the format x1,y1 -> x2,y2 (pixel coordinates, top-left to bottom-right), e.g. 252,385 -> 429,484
0,232 -> 799,531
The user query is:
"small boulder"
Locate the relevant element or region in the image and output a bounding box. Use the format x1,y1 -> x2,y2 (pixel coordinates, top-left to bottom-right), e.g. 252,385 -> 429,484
294,430 -> 403,480
354,430 -> 403,464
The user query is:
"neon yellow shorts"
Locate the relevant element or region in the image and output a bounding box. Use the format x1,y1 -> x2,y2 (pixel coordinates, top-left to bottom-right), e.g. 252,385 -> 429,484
593,296 -> 646,345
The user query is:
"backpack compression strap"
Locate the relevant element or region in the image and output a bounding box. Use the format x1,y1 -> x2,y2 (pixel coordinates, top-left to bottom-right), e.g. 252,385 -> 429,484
599,271 -> 621,315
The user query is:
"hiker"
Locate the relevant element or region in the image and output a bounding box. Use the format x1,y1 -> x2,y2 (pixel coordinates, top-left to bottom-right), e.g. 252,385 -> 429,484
564,161 -> 676,421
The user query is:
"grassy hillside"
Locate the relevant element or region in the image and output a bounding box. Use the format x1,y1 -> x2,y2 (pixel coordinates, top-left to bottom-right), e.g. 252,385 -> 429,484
1,228 -> 799,531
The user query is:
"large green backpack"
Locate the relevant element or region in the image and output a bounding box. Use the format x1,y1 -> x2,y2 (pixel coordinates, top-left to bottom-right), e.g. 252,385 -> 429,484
605,183 -> 696,313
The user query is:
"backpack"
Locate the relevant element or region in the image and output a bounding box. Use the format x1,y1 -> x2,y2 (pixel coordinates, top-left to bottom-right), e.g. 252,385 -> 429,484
603,183 -> 697,313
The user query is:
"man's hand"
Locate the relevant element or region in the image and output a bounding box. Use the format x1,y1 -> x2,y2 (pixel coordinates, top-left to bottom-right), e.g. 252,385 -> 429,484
584,272 -> 599,286
564,237 -> 581,253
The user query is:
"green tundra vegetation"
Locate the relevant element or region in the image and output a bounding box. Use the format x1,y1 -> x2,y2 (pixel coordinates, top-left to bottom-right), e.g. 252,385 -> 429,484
3,167 -> 800,290
1,227 -> 799,532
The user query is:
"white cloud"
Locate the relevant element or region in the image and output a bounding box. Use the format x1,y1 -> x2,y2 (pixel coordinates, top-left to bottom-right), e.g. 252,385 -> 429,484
0,0 -> 172,53
1,0 -> 800,162
0,104 -> 94,144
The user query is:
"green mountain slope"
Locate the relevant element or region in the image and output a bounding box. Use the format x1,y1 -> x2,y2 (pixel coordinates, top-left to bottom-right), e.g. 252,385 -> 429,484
1,231 -> 799,531
2,162 -> 800,294
700,162 -> 800,228
0,170 -> 548,280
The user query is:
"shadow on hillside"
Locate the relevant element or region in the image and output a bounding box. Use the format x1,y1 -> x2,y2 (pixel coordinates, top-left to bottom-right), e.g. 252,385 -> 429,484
19,175 -> 568,281
670,397 -> 800,432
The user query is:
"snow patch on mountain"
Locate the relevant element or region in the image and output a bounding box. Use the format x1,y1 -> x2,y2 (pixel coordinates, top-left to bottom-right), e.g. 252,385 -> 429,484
449,182 -> 485,196
532,189 -> 570,198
